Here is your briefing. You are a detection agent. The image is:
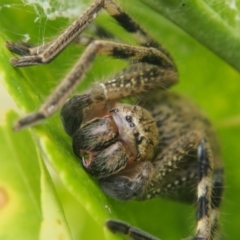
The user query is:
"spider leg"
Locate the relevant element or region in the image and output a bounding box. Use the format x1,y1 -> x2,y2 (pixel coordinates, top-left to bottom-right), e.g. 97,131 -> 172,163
61,61 -> 177,136
106,220 -> 160,240
209,168 -> 224,238
157,136 -> 220,240
5,41 -> 38,56
195,139 -> 213,240
7,0 -> 105,66
73,24 -> 116,45
6,0 -> 171,67
194,139 -> 223,240
14,39 -> 177,131
9,0 -> 177,131
100,130 -> 220,240
100,130 -> 202,200
6,24 -> 115,57
103,0 -> 170,56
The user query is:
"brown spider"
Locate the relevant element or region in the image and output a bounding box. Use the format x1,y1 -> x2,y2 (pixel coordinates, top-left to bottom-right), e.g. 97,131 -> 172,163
6,0 -> 224,239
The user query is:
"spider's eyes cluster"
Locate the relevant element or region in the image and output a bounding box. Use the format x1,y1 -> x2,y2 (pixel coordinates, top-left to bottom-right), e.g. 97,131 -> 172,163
71,102 -> 159,178
125,115 -> 135,128
111,103 -> 158,161
125,115 -> 143,144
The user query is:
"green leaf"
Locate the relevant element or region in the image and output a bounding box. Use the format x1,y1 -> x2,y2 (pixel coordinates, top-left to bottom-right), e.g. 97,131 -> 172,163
0,111 -> 41,240
140,0 -> 240,72
39,150 -> 72,240
0,111 -> 71,240
0,1 -> 240,239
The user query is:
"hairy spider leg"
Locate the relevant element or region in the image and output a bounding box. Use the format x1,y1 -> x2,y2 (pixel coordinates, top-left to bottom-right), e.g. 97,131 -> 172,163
196,139 -> 213,239
100,131 -> 222,240
7,0 -> 177,131
106,219 -> 159,240
61,61 -> 177,136
6,1 -> 224,239
6,0 -> 170,63
209,168 -> 224,238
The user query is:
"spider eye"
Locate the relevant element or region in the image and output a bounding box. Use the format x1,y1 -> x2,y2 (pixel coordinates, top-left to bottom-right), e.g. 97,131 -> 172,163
125,116 -> 132,122
130,123 -> 135,127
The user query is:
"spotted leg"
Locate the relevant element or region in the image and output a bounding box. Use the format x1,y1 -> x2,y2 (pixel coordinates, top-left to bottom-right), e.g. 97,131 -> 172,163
106,220 -> 160,240
6,0 -> 177,131
98,131 -> 220,240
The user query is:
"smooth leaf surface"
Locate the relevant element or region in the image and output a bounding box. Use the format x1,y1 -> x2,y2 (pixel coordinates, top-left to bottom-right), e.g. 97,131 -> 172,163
39,152 -> 72,240
1,0 -> 240,239
140,0 -> 240,72
0,112 -> 41,240
0,112 -> 71,240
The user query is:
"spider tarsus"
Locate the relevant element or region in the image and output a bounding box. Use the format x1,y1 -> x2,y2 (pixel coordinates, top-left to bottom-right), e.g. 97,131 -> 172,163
106,219 -> 130,234
106,219 -> 160,240
13,112 -> 46,131
10,56 -> 43,67
6,41 -> 31,56
10,57 -> 19,66
5,41 -> 12,49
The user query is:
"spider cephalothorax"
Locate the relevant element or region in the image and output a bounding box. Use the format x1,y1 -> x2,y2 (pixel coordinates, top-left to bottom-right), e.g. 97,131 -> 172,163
6,0 -> 224,239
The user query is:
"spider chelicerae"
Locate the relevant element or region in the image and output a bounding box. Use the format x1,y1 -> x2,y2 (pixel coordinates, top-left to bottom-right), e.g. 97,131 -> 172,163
6,0 -> 224,239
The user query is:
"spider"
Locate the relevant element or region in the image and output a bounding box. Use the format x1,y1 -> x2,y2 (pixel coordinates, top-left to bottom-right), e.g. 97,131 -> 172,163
6,0 -> 224,239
